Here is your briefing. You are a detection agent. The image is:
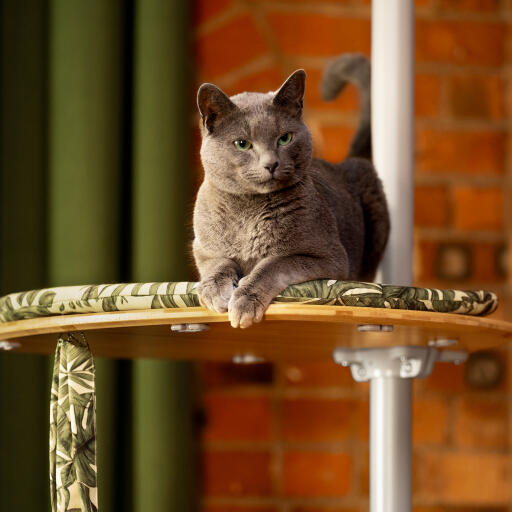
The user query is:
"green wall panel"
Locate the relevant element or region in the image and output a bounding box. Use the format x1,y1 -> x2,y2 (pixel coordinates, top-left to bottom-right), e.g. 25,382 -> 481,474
131,0 -> 196,510
0,1 -> 50,510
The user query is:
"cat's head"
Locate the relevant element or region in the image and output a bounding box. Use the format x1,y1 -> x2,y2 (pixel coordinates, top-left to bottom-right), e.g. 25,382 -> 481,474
197,70 -> 313,194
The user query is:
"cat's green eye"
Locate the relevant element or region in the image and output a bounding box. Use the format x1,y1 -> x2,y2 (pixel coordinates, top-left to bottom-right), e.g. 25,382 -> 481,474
278,132 -> 293,146
234,139 -> 252,151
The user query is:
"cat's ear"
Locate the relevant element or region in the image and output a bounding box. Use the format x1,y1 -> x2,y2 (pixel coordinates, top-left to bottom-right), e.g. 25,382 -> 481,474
273,70 -> 306,116
197,83 -> 237,133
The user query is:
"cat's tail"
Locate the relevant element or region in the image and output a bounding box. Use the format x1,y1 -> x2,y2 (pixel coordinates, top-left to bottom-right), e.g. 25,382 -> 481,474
321,53 -> 371,160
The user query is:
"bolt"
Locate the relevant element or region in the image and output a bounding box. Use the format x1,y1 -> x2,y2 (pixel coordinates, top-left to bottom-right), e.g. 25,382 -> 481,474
428,338 -> 457,347
233,353 -> 265,364
402,361 -> 413,373
171,323 -> 209,333
0,341 -> 21,351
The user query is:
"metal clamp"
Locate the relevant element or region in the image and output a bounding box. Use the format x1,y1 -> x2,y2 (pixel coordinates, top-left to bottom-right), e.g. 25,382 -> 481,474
333,345 -> 468,382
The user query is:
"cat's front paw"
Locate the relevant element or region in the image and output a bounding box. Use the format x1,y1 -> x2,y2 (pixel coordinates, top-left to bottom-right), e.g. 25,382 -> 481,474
228,287 -> 267,328
197,277 -> 236,313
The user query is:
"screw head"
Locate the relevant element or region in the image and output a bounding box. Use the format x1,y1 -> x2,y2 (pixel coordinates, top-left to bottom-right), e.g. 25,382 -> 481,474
0,341 -> 21,351
402,361 -> 413,373
232,353 -> 265,364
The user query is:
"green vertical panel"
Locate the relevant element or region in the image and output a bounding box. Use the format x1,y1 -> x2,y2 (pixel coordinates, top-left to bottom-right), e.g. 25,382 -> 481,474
0,1 -> 50,511
48,0 -> 122,284
131,0 -> 195,511
48,2 -> 123,510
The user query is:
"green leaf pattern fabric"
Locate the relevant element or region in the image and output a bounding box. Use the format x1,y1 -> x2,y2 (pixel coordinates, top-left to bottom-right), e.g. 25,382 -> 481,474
50,333 -> 98,512
0,280 -> 498,323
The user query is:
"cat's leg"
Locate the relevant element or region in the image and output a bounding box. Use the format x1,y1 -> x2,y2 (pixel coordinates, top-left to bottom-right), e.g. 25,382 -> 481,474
228,252 -> 348,328
197,258 -> 241,313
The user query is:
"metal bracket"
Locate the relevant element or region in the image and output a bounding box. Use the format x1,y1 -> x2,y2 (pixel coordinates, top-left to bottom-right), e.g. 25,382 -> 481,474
333,345 -> 468,382
170,323 -> 210,333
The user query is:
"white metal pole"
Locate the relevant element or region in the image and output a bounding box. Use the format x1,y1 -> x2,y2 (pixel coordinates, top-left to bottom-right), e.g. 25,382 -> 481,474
370,377 -> 412,512
370,2 -> 415,509
372,0 -> 415,286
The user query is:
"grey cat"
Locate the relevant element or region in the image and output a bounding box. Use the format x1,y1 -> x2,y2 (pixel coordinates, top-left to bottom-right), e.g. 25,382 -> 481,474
193,54 -> 389,328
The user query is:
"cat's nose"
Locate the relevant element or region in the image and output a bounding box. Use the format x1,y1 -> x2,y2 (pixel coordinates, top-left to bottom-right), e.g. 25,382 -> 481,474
264,161 -> 279,174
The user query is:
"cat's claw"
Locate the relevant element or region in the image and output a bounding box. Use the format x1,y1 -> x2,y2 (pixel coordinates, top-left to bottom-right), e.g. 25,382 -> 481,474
197,278 -> 236,313
228,288 -> 266,328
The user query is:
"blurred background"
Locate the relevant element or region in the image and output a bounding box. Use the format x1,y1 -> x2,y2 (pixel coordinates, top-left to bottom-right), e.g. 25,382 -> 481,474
1,0 -> 511,511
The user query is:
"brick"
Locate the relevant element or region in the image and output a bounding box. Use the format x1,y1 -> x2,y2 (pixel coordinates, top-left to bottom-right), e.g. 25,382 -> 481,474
473,242 -> 504,282
304,67 -> 360,113
283,361 -> 356,388
259,0 -> 354,3
416,129 -> 505,175
413,398 -> 448,444
195,14 -> 268,79
415,74 -> 441,118
416,20 -> 505,66
359,448 -> 369,496
266,13 -> 371,57
283,451 -> 352,497
496,243 -> 508,279
363,0 -> 431,5
414,185 -> 450,228
202,394 -> 273,441
318,125 -> 356,163
414,452 -> 512,504
221,67 -> 283,96
453,187 -> 503,231
414,508 -> 508,512
505,78 -> 512,118
453,397 -> 508,449
282,398 -> 368,442
439,0 -> 501,11
415,240 -> 440,284
421,360 -> 466,392
290,508 -> 361,512
200,362 -> 274,387
202,451 -> 273,496
205,507 -> 278,512
194,0 -> 234,26
449,75 -> 505,120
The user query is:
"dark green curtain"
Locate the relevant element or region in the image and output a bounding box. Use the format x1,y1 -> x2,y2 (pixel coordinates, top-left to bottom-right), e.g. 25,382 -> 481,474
0,1 -> 196,510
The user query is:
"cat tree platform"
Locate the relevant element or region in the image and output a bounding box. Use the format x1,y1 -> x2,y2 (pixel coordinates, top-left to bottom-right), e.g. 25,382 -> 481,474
1,304 -> 511,361
1,291 -> 511,512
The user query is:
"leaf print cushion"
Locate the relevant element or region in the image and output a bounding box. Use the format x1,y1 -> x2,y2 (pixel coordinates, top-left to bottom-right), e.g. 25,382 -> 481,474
0,280 -> 498,323
50,332 -> 98,512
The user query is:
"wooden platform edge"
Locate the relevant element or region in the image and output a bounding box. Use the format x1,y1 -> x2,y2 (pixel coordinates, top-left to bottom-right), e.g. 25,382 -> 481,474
1,303 -> 511,342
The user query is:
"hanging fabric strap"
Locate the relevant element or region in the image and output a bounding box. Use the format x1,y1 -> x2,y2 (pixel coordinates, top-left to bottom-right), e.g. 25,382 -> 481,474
50,332 -> 98,512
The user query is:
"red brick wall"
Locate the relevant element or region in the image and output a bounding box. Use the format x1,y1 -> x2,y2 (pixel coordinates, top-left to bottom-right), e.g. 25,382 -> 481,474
192,1 -> 511,511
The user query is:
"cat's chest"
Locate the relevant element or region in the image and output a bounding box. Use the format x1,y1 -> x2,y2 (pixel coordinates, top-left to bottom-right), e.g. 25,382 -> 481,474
207,197 -> 300,260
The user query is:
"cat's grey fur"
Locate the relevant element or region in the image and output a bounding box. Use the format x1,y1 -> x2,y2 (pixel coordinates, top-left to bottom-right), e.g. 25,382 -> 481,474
193,54 -> 389,328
